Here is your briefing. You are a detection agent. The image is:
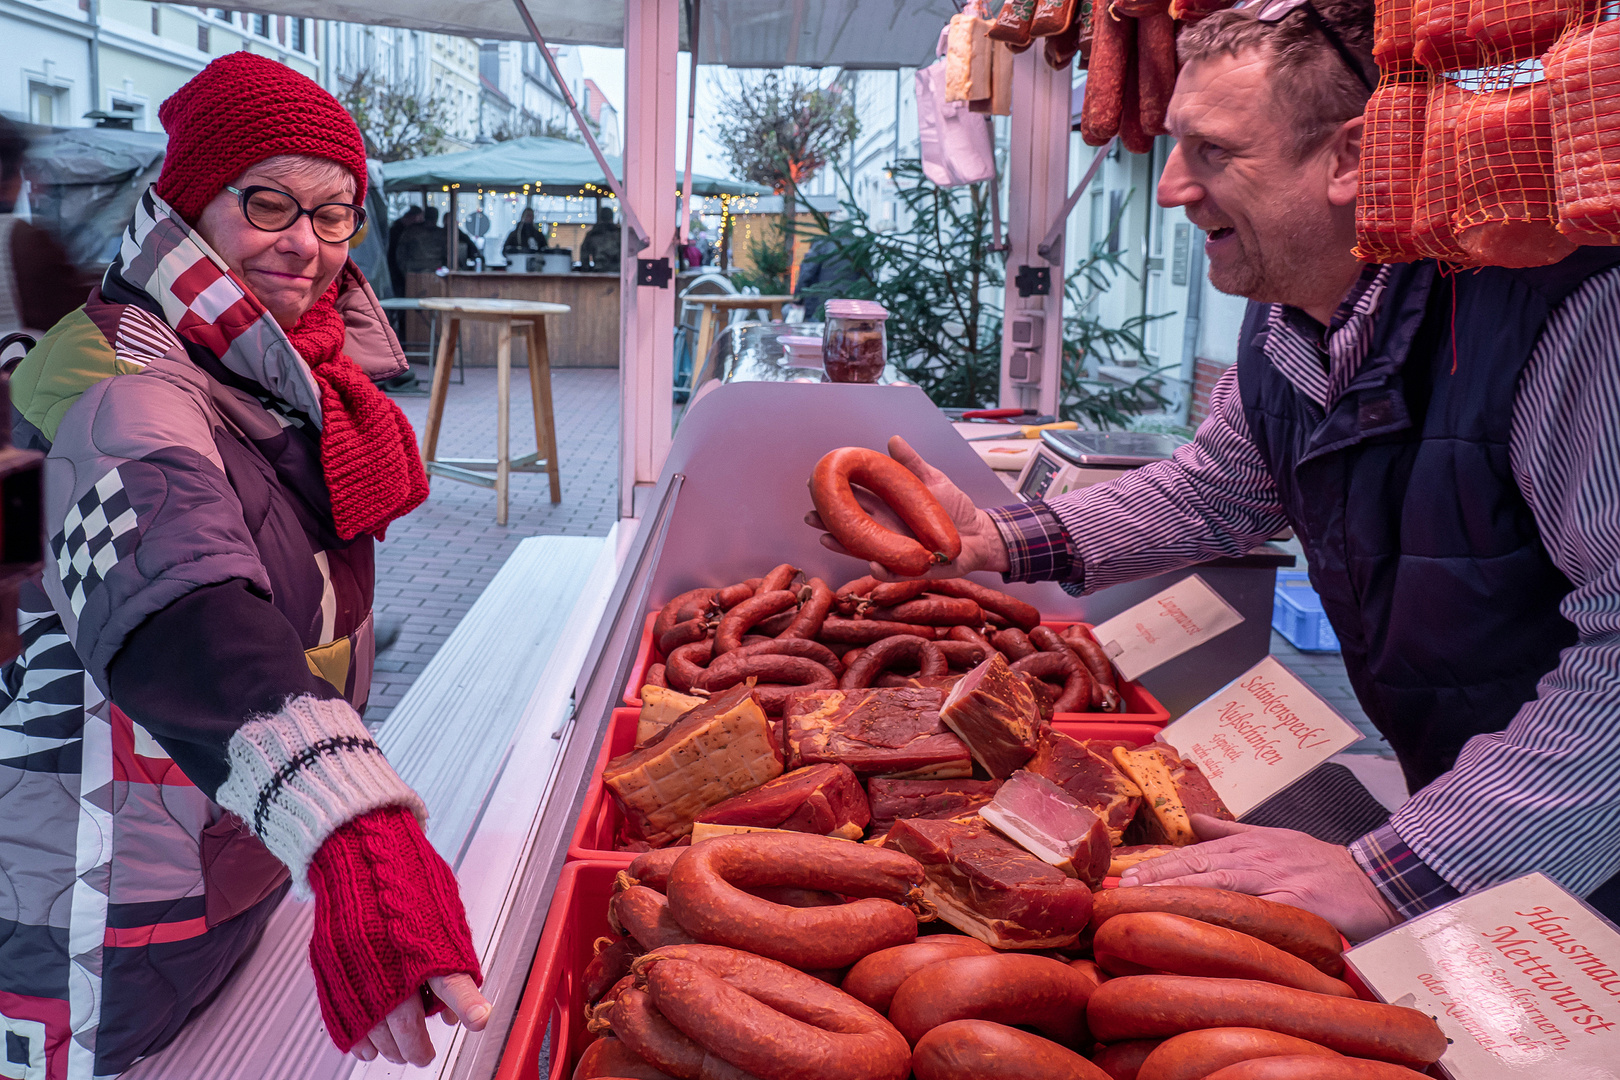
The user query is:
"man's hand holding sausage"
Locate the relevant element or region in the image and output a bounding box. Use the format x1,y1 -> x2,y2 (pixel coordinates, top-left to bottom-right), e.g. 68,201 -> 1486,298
805,436 -> 1011,580
1119,814 -> 1401,942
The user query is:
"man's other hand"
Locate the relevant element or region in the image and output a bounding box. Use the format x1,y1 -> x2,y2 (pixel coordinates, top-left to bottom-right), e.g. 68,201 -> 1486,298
1118,814 -> 1401,942
804,435 -> 1012,580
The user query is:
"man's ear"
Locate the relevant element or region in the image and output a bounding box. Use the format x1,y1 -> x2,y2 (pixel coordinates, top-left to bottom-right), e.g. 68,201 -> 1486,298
1326,114 -> 1364,207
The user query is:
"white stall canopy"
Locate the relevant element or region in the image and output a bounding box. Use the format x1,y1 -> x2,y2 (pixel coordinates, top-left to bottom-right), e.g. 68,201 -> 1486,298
212,0 -> 951,67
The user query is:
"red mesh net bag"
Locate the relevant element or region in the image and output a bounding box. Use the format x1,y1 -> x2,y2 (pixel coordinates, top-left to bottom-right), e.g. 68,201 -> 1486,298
1414,0 -> 1484,70
1375,0 -> 1419,62
1455,74 -> 1579,266
1356,69 -> 1432,262
1468,0 -> 1596,63
1548,15 -> 1620,243
1413,76 -> 1476,261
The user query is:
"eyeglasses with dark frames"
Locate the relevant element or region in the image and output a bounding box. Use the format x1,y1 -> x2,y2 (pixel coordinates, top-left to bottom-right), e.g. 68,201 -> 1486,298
224,185 -> 368,245
1235,0 -> 1378,94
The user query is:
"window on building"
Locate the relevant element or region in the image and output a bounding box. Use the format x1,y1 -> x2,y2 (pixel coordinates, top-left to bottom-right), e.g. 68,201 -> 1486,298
151,7 -> 160,34
28,83 -> 63,127
291,18 -> 305,52
276,15 -> 285,44
252,13 -> 268,36
110,97 -> 145,130
198,24 -> 209,51
214,9 -> 232,22
1107,190 -> 1124,254
1088,186 -> 1105,253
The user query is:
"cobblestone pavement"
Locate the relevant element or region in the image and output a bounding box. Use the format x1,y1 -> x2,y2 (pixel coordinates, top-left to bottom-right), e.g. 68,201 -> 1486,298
367,365 -> 619,722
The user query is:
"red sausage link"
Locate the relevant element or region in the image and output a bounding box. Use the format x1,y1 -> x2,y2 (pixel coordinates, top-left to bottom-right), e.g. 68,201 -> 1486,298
1061,625 -> 1123,711
644,663 -> 668,690
760,563 -> 800,594
654,588 -> 719,641
1068,958 -> 1107,996
697,655 -> 836,695
946,624 -> 995,651
1082,7 -> 1133,145
1091,887 -> 1345,978
991,627 -> 1038,660
889,953 -> 1097,1048
780,577 -> 834,640
870,579 -> 930,607
628,848 -> 684,892
1138,1027 -> 1340,1080
584,936 -> 642,1005
611,886 -> 702,950
609,987 -> 760,1080
868,596 -> 983,626
818,617 -> 942,645
1012,649 -> 1095,713
571,1034 -> 681,1079
658,617 -> 711,657
1085,976 -> 1448,1068
755,610 -> 799,637
834,575 -> 881,615
840,635 -> 949,689
810,447 -> 963,576
924,578 -> 1041,631
912,1020 -> 1110,1080
711,582 -> 757,613
1096,912 -> 1358,998
665,640 -> 713,693
841,937 -> 996,1014
637,945 -> 910,1080
934,639 -> 987,669
1027,625 -> 1070,653
1092,1039 -> 1164,1080
714,637 -> 844,676
665,833 -> 924,969
1204,1057 -> 1430,1080
1136,12 -> 1176,136
715,590 -> 800,655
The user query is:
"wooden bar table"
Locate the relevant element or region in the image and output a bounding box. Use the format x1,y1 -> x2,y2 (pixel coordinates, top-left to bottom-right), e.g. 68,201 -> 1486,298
685,294 -> 796,386
418,297 -> 569,524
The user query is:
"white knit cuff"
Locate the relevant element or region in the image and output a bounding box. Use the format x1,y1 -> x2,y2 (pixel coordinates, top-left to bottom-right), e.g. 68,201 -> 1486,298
215,693 -> 427,899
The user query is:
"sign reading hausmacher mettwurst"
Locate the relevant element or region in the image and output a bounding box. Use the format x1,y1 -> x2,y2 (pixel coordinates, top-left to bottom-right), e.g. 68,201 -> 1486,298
1156,655 -> 1362,817
1348,873 -> 1620,1079
1089,574 -> 1244,682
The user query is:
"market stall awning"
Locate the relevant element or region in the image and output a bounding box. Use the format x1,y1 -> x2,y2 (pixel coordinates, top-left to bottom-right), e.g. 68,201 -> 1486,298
379,135 -> 771,197
169,0 -> 953,67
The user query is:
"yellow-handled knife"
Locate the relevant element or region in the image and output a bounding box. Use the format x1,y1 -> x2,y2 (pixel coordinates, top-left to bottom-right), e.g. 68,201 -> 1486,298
965,421 -> 1079,443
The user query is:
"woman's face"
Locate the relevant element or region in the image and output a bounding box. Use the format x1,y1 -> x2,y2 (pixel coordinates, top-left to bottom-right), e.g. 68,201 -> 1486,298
194,162 -> 356,329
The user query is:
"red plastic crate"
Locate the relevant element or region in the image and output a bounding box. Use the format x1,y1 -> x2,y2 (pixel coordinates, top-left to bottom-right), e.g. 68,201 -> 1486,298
622,613 -> 1170,726
567,709 -> 1164,863
492,860 -> 618,1080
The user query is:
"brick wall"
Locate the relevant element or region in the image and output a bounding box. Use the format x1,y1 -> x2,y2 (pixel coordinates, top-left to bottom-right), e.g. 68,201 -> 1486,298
1188,357 -> 1231,427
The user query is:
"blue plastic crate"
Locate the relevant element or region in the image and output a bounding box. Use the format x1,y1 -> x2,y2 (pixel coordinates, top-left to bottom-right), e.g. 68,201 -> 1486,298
1272,570 -> 1341,652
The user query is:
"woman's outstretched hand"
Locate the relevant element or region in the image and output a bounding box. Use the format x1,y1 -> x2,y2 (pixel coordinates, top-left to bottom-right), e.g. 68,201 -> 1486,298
349,973 -> 490,1066
805,435 -> 1012,581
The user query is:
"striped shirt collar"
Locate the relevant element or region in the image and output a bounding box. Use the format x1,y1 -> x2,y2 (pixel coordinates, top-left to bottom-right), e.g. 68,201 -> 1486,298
1263,263 -> 1393,409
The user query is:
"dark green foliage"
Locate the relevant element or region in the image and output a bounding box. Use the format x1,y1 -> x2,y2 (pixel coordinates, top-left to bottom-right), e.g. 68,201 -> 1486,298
731,230 -> 792,295
798,160 -> 1169,427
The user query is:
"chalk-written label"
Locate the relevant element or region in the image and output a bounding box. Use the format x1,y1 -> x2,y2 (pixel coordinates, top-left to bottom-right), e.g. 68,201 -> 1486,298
1157,655 -> 1362,817
1348,873 -> 1620,1079
1089,574 -> 1244,682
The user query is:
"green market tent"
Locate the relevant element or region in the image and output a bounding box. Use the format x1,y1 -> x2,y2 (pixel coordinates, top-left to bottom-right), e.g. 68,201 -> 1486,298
380,135 -> 770,198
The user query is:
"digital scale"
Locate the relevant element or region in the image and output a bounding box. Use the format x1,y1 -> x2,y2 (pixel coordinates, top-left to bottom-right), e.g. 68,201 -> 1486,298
1015,430 -> 1190,502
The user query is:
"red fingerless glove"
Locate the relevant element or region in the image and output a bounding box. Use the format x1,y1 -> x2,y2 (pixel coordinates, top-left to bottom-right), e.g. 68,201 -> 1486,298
308,804 -> 483,1051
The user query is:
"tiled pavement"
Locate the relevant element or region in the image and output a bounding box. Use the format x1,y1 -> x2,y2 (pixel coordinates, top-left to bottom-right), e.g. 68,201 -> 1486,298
367,365 -> 620,722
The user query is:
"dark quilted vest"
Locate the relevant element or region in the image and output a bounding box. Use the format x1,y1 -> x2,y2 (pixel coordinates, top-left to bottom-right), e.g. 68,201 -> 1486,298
1239,249 -> 1620,794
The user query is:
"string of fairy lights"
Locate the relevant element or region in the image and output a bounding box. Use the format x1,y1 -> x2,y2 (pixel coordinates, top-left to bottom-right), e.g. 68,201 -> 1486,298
408,180 -> 764,247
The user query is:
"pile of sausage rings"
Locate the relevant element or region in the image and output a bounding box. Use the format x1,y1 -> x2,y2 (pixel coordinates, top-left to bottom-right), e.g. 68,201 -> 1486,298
573,832 -> 1447,1080
642,565 -> 1123,716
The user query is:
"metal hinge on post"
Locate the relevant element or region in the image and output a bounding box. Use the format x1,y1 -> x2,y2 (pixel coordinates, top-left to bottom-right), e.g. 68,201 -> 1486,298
637,258 -> 673,288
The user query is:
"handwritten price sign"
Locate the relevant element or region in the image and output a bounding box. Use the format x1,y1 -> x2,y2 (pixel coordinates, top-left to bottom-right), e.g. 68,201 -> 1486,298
1158,655 -> 1362,817
1090,574 -> 1245,682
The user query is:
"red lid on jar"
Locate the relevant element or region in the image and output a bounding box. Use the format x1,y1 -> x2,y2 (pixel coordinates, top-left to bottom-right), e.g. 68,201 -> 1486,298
824,299 -> 889,321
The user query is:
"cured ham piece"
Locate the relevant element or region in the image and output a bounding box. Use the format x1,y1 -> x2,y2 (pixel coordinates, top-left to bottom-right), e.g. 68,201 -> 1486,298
783,687 -> 972,779
939,653 -> 1042,779
979,769 -> 1112,886
886,816 -> 1093,949
1355,78 -> 1430,264
604,684 -> 783,846
867,777 -> 1003,836
694,763 -> 871,838
1024,728 -> 1142,844
1548,18 -> 1620,244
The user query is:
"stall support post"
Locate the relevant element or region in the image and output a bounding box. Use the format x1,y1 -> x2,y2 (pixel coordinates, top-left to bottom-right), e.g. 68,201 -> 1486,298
999,52 -> 1072,415
618,0 -> 679,519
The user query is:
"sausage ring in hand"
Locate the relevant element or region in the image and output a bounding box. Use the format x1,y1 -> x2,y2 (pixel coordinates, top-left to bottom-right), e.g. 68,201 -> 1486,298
810,447 -> 962,577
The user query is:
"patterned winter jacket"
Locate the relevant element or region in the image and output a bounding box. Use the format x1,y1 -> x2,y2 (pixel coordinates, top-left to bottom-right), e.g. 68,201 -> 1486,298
0,189 -> 425,1079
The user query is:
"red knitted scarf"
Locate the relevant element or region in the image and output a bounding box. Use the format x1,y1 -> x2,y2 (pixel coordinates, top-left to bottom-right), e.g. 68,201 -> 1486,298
285,283 -> 429,540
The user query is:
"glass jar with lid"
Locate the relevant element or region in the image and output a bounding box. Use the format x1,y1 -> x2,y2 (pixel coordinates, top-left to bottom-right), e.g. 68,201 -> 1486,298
822,299 -> 889,383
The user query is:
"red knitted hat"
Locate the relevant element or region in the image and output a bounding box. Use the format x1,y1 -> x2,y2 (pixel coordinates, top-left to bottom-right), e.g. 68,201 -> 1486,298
155,52 -> 367,221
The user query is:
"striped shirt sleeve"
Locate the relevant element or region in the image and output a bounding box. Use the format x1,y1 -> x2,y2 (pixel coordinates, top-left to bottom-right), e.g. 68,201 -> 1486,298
1032,365 -> 1291,595
1376,266 -> 1620,901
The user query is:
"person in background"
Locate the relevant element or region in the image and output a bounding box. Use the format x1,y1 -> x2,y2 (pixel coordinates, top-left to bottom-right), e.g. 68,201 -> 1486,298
0,117 -> 94,339
386,204 -> 423,298
795,233 -> 859,320
398,205 -> 446,276
580,205 -> 621,272
0,53 -> 484,1078
503,206 -> 544,256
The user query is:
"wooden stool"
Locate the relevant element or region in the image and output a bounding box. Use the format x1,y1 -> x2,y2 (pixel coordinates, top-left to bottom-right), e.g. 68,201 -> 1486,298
418,297 -> 569,524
